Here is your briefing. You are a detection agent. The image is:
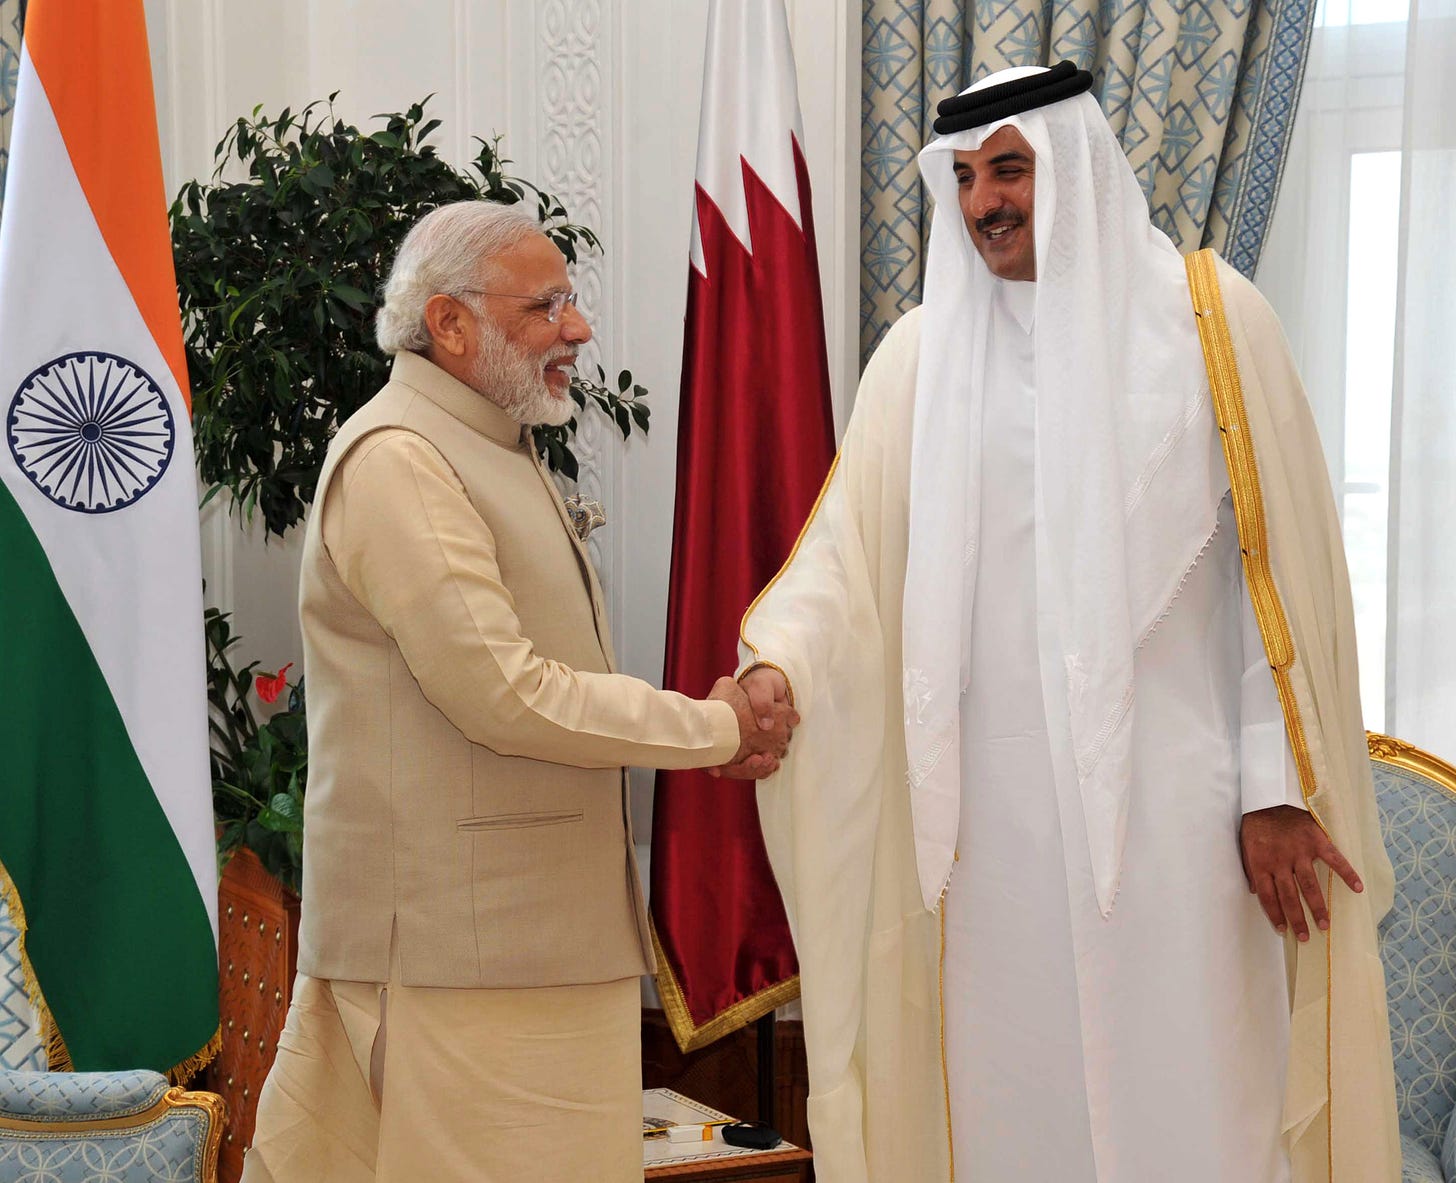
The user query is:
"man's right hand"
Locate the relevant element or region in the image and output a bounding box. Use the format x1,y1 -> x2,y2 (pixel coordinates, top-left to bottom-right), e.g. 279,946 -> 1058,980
739,666 -> 792,728
706,675 -> 799,780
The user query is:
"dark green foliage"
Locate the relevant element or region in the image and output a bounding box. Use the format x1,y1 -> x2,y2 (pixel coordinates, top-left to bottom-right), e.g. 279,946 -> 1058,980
172,95 -> 649,538
205,606 -> 308,892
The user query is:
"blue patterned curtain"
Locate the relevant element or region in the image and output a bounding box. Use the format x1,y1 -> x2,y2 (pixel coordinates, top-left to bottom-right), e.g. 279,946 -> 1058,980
0,0 -> 20,220
861,0 -> 1317,361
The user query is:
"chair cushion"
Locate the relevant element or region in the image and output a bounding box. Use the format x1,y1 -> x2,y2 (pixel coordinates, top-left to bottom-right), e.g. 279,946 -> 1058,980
0,1110 -> 213,1183
1443,1105 -> 1456,1182
0,1070 -> 214,1183
1404,1131 -> 1445,1182
0,1069 -> 170,1120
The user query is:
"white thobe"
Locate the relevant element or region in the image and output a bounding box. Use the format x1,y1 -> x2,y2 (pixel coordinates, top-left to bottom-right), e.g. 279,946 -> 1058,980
942,279 -> 1303,1181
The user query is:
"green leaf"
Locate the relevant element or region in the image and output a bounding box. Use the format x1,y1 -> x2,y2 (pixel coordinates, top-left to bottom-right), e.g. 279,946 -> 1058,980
261,793 -> 304,832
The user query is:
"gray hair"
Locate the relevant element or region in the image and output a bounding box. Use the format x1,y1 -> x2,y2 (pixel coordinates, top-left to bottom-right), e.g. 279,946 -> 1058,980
375,200 -> 543,355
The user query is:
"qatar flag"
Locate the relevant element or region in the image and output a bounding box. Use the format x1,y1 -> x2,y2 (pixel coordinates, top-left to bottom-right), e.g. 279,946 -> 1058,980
650,0 -> 837,1053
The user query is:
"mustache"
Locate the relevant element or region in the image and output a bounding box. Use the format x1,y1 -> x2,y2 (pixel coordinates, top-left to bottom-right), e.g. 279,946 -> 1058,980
543,352 -> 578,368
974,209 -> 1024,234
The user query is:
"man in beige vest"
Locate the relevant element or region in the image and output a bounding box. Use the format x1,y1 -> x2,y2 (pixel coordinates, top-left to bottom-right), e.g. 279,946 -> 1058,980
242,201 -> 796,1183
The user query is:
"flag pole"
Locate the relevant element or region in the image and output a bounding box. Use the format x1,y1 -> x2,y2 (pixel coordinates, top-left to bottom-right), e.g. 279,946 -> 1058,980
756,1011 -> 777,1124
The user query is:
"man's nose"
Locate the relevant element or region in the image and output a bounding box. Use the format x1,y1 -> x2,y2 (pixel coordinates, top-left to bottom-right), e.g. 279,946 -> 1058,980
559,300 -> 592,345
968,180 -> 1003,221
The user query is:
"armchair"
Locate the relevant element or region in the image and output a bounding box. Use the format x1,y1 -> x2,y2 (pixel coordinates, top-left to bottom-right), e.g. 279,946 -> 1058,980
1369,733 -> 1456,1183
0,1068 -> 224,1182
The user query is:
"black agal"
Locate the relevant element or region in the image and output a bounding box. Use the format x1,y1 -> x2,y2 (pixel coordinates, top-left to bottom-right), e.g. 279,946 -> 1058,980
933,61 -> 1095,136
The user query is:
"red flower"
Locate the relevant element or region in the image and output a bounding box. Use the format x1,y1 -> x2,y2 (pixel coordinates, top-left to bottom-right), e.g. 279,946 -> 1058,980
254,663 -> 294,704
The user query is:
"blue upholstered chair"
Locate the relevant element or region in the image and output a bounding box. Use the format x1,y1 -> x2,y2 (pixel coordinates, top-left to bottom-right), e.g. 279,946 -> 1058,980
0,898 -> 225,1182
1370,733 -> 1456,1183
0,1068 -> 224,1182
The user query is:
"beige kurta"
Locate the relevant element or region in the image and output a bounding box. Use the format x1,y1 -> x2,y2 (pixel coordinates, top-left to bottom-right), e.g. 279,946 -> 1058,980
740,254 -> 1398,1182
247,351 -> 744,1182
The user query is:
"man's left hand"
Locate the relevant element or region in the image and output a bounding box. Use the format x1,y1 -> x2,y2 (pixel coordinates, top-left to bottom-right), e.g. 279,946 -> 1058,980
1240,805 -> 1364,941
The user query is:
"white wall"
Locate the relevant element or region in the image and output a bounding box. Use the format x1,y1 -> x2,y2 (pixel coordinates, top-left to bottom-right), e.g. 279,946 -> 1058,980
145,0 -> 861,837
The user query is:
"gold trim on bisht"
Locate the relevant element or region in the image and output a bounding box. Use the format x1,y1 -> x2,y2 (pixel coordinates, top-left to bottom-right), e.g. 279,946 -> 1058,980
1367,732 -> 1456,801
739,451 -> 844,660
1185,249 -> 1323,825
1185,247 -> 1336,1181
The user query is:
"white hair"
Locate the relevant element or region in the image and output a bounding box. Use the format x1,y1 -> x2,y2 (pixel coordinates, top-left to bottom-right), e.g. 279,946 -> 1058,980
375,200 -> 543,356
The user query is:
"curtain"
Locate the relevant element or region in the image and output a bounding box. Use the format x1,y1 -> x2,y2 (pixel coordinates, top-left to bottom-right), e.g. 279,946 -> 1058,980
1258,0 -> 1453,760
861,0 -> 1319,361
1388,0 -> 1456,756
0,0 -> 20,216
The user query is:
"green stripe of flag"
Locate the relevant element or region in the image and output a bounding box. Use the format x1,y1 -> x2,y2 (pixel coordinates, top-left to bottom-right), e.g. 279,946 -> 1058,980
0,479 -> 216,1071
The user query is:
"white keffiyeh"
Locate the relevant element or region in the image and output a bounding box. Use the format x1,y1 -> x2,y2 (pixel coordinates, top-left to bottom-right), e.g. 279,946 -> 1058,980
902,67 -> 1224,915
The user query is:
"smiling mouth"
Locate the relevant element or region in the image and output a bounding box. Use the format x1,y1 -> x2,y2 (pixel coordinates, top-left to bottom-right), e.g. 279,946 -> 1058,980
543,357 -> 576,392
983,223 -> 1021,242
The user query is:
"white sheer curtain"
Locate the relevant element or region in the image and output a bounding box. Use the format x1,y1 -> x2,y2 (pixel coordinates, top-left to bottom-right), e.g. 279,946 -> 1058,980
1258,0 -> 1456,759
1388,0 -> 1456,756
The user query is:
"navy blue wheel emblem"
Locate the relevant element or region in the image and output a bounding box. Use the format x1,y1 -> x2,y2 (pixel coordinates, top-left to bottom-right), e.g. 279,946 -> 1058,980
7,351 -> 175,513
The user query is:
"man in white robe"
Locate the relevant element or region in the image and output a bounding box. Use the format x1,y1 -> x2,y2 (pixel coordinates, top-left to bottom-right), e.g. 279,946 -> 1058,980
736,65 -> 1399,1182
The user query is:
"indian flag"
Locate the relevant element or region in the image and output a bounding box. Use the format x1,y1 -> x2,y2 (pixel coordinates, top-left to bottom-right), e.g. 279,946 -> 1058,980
0,0 -> 218,1076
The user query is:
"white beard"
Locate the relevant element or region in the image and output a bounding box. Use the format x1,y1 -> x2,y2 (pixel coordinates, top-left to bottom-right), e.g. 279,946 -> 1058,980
469,318 -> 575,428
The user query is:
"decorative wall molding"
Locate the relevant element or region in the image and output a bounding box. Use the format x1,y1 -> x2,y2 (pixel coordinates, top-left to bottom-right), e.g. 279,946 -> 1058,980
535,0 -> 624,632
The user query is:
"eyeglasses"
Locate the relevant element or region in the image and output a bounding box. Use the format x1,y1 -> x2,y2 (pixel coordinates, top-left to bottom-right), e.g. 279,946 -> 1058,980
454,288 -> 579,324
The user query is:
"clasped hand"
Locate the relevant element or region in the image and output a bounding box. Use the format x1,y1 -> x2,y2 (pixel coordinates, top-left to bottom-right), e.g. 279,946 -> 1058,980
705,668 -> 799,780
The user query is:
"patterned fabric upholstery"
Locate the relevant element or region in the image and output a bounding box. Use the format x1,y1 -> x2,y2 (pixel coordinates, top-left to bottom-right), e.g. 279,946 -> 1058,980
1372,739 -> 1456,1167
0,896 -> 44,1071
0,1070 -> 170,1120
859,0 -> 1315,364
0,1070 -> 220,1183
1405,1131 -> 1446,1183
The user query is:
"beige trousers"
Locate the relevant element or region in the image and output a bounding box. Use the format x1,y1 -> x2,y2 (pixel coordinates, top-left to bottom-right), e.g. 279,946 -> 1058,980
240,958 -> 641,1183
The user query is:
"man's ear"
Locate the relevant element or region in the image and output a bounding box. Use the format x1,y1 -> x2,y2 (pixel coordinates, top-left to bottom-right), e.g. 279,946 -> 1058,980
423,293 -> 470,358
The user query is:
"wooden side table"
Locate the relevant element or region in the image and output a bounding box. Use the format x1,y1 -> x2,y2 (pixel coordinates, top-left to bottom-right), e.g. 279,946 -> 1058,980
645,1143 -> 812,1181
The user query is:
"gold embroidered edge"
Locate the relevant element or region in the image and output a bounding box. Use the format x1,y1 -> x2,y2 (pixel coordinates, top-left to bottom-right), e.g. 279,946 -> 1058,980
649,917 -> 801,1054
1185,248 -> 1332,1181
738,450 -> 844,662
939,894 -> 955,1182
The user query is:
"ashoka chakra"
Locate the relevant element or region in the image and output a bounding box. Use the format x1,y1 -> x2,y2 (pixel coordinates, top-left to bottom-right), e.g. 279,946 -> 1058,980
7,351 -> 175,514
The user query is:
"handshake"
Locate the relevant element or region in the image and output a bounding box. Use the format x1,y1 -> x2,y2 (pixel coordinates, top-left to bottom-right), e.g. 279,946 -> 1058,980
705,666 -> 799,781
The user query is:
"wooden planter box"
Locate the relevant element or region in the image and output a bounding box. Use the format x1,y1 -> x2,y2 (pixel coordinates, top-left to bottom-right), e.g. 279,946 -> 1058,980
200,847 -> 300,1183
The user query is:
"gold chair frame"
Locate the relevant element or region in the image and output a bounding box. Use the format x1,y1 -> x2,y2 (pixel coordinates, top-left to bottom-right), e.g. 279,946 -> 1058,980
1367,732 -> 1456,801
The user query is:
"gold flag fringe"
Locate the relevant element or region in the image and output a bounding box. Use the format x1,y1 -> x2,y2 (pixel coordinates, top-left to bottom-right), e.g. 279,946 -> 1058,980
0,857 -> 59,1064
0,856 -> 220,1083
